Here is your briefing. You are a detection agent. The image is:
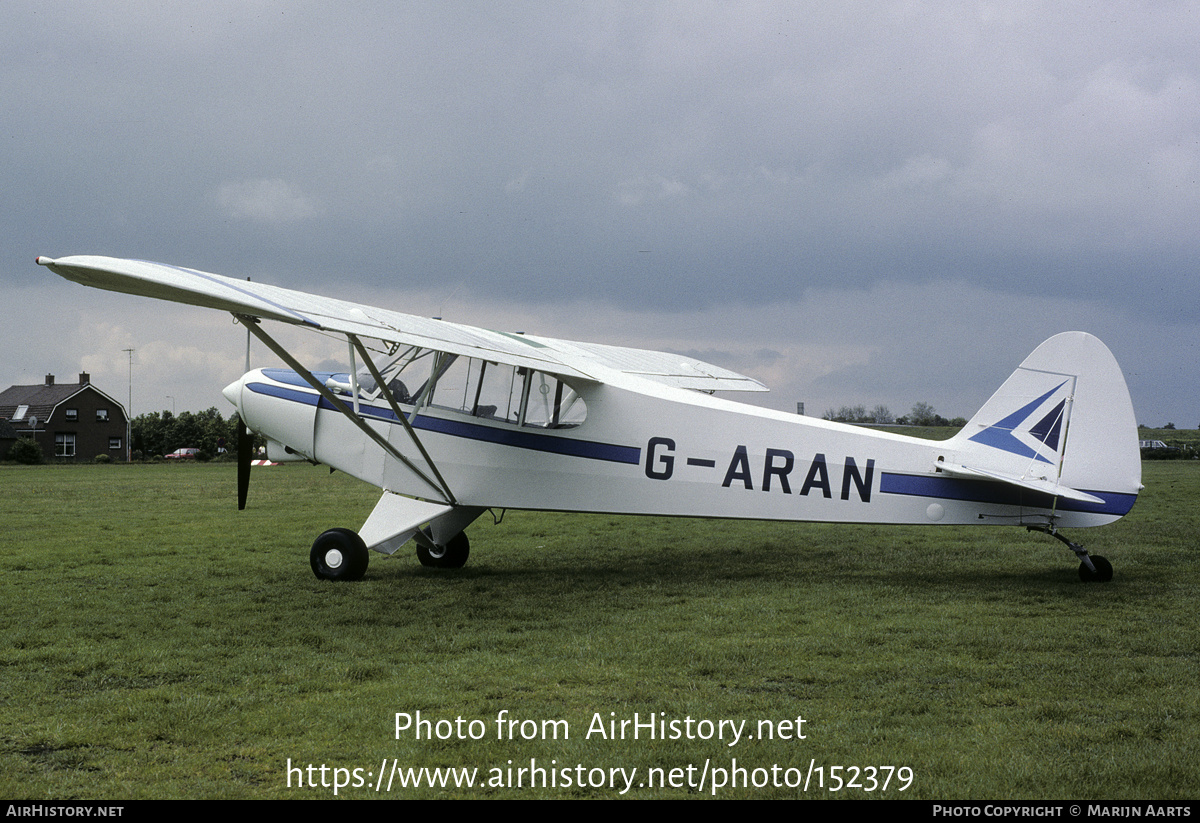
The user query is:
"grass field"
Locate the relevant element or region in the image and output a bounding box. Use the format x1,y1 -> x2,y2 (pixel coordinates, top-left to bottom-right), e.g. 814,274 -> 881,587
1,458 -> 1197,799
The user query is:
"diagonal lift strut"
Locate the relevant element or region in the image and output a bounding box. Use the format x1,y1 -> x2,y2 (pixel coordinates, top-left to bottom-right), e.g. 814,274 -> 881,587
235,313 -> 456,505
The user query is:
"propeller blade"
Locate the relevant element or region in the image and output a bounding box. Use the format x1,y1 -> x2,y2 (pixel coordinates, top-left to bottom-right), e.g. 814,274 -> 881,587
237,416 -> 253,510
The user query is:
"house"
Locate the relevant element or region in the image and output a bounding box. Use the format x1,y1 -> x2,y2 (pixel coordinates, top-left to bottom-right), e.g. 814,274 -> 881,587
0,373 -> 129,462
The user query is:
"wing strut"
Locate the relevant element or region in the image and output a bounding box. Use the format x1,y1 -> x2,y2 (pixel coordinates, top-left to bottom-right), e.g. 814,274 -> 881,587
235,314 -> 456,505
346,333 -> 456,505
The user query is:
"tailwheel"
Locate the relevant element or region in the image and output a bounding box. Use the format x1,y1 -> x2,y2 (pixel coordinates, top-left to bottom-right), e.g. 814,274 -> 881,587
416,530 -> 470,569
1079,554 -> 1114,583
1027,525 -> 1114,583
311,528 -> 369,581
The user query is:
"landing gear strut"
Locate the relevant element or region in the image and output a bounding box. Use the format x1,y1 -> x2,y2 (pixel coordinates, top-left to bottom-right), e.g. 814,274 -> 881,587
1027,525 -> 1113,582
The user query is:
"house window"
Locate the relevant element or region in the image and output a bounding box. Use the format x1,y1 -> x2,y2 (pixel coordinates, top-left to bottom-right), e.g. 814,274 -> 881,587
65,409 -> 78,422
109,437 -> 122,450
96,409 -> 109,422
55,433 -> 76,457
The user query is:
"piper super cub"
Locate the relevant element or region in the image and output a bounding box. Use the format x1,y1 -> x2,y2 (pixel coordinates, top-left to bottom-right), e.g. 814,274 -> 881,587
38,255 -> 1141,583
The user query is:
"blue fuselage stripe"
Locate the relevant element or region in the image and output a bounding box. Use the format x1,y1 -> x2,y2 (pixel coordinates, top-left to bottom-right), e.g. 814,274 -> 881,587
246,382 -> 641,465
879,472 -> 1137,516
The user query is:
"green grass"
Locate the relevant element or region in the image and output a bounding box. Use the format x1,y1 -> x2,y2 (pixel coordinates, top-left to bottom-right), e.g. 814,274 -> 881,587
1,461 -> 1198,798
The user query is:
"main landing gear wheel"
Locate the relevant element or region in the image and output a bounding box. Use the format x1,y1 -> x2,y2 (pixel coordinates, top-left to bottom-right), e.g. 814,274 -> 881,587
310,528 -> 369,581
1079,554 -> 1114,583
416,531 -> 470,569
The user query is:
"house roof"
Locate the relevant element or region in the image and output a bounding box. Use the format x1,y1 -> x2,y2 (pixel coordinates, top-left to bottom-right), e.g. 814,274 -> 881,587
0,377 -> 126,425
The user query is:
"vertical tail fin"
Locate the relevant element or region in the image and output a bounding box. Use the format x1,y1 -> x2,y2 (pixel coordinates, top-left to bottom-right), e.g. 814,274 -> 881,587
947,332 -> 1141,522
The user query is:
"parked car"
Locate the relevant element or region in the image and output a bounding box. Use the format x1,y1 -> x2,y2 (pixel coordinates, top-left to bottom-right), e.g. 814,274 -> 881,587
165,448 -> 200,460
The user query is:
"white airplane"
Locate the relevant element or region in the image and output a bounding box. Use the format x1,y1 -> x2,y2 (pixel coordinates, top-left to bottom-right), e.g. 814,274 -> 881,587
38,255 -> 1142,583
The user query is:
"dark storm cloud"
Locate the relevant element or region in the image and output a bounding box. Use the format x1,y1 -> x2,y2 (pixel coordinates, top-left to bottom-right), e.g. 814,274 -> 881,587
3,2 -> 1197,423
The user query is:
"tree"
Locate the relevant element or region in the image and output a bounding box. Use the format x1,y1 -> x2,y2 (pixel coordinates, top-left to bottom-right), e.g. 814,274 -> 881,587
131,410 -> 169,456
909,402 -> 938,426
823,405 -> 869,423
132,407 -> 243,458
9,437 -> 43,464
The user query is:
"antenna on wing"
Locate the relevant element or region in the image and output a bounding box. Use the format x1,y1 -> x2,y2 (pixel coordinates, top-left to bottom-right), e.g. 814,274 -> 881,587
436,284 -> 462,321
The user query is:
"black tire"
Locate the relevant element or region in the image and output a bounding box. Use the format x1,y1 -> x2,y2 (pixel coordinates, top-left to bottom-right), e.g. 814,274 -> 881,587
1078,554 -> 1113,583
311,528 -> 369,581
416,531 -> 470,569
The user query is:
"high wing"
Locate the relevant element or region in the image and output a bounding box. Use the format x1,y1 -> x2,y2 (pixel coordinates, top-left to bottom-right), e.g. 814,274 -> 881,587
36,255 -> 766,393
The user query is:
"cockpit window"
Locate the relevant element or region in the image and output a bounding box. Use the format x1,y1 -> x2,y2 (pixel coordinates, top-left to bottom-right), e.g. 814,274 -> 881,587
356,346 -> 436,405
352,348 -> 585,429
521,371 -> 586,428
470,360 -> 524,423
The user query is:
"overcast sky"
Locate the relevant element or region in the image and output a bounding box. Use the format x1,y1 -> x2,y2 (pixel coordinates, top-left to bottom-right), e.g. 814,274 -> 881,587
3,1 -> 1197,428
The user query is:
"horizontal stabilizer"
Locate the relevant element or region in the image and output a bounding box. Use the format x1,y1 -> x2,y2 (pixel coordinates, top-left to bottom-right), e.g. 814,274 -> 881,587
935,461 -> 1105,504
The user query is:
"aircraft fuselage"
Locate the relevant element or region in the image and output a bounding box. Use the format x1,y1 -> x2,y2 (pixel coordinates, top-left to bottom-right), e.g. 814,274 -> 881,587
226,366 -> 1134,530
